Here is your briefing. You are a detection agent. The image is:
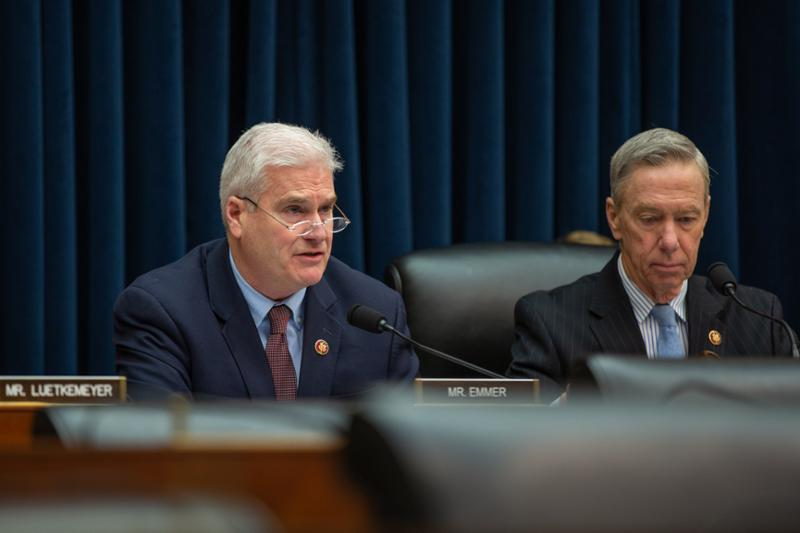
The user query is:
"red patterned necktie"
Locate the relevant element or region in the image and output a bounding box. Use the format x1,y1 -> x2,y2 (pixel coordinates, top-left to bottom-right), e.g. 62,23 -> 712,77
266,305 -> 297,400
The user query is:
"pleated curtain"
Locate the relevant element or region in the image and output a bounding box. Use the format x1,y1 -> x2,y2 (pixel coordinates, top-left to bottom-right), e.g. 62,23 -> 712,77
1,0 -> 798,374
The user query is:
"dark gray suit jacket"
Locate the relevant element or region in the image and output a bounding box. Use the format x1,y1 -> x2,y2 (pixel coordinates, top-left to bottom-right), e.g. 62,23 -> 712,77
507,255 -> 794,400
114,239 -> 419,400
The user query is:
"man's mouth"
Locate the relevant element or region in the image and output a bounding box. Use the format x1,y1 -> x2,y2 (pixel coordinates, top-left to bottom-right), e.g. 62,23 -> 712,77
652,263 -> 682,272
296,251 -> 325,260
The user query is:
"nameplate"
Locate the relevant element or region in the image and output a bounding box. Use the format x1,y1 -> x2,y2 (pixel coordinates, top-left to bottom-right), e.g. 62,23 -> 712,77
414,378 -> 540,405
0,376 -> 126,404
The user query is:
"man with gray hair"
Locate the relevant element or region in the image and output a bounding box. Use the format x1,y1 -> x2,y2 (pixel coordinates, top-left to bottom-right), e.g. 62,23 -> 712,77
114,123 -> 418,400
507,127 -> 793,401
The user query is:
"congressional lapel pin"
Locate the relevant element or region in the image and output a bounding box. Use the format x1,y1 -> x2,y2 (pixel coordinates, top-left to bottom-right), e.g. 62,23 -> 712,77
708,330 -> 722,346
314,339 -> 329,356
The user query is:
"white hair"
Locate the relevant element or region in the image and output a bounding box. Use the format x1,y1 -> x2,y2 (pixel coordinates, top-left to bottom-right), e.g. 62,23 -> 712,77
219,122 -> 343,227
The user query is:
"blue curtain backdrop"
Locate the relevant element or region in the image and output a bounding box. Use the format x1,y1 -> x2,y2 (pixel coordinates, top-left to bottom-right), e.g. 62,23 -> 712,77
1,0 -> 799,374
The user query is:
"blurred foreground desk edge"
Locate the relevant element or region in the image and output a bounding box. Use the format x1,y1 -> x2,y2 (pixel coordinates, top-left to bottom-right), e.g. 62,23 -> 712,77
0,402 -> 374,533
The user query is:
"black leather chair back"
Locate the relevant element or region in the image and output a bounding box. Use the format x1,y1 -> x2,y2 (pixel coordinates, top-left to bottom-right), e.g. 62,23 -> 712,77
385,241 -> 616,377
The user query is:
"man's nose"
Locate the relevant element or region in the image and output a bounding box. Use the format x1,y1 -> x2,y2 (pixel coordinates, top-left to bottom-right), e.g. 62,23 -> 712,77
301,218 -> 327,240
659,220 -> 679,252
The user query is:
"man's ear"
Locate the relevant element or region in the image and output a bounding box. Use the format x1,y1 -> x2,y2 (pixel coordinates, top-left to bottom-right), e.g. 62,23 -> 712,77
700,194 -> 711,238
606,197 -> 622,241
225,196 -> 246,238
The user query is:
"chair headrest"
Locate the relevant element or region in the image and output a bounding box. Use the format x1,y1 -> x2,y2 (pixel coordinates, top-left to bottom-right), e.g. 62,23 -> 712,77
385,241 -> 615,376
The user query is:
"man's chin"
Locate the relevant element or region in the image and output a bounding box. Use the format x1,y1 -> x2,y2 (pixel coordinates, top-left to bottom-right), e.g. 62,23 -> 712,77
649,278 -> 687,301
293,266 -> 327,288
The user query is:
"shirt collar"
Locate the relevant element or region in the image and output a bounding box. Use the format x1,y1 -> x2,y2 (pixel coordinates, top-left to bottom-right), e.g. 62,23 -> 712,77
617,254 -> 687,325
229,250 -> 306,327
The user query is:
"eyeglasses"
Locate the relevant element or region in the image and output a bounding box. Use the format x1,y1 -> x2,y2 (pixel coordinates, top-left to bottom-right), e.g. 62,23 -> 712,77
238,196 -> 351,237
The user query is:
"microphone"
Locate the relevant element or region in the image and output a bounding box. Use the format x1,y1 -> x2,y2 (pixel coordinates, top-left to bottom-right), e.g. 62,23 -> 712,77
707,261 -> 738,296
347,304 -> 506,379
707,262 -> 799,358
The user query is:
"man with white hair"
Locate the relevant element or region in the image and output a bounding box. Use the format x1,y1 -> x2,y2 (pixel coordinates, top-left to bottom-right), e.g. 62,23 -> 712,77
114,123 -> 418,400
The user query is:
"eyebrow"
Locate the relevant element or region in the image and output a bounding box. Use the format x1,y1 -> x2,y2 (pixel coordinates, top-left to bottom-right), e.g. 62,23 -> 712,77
278,194 -> 338,206
632,203 -> 703,213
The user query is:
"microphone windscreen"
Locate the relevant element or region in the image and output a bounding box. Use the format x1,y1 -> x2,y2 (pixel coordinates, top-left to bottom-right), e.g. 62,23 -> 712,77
347,304 -> 386,333
707,262 -> 738,294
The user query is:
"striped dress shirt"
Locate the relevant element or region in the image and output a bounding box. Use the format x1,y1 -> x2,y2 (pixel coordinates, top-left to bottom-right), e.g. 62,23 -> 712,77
617,255 -> 689,358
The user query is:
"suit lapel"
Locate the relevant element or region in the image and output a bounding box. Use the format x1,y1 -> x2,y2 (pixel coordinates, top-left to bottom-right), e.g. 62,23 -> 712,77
686,275 -> 727,357
206,241 -> 275,398
589,256 -> 648,356
583,258 -> 731,359
296,276 -> 341,397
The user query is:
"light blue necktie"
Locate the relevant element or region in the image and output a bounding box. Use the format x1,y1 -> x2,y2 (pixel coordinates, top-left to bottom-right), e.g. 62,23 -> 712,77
651,304 -> 684,358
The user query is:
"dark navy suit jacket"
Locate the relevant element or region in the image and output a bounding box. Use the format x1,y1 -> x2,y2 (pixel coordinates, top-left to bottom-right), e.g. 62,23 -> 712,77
113,239 -> 419,400
508,254 -> 794,400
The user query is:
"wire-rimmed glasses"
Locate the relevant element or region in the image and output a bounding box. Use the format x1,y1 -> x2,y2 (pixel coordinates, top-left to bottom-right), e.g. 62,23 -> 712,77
238,196 -> 351,237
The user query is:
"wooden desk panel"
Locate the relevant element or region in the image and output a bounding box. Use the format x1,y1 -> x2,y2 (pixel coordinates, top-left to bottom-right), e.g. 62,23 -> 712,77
0,404 -> 43,448
0,443 -> 373,532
